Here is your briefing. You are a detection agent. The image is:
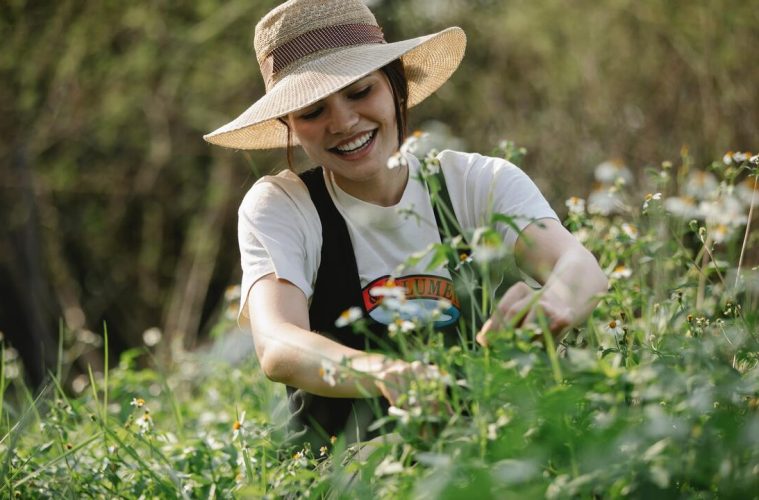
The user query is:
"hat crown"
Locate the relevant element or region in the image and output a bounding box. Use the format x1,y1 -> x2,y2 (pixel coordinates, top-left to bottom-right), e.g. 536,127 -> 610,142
254,0 -> 379,67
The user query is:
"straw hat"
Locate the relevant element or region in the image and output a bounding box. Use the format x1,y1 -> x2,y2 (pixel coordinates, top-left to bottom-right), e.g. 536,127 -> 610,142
203,0 -> 466,150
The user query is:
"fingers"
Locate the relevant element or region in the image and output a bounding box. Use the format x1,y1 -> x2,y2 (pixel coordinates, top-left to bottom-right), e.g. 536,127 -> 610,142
477,282 -> 534,346
375,360 -> 448,407
477,282 -> 575,347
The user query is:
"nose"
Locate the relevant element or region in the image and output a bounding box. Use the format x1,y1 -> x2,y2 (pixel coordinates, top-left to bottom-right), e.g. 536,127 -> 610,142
327,97 -> 359,135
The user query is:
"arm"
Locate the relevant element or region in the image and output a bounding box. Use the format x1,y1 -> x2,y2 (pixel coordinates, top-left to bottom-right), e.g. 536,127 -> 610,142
248,273 -> 432,404
477,218 -> 607,344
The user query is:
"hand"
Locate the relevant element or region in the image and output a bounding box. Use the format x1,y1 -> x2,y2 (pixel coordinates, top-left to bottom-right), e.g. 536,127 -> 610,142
374,360 -> 446,408
476,281 -> 574,347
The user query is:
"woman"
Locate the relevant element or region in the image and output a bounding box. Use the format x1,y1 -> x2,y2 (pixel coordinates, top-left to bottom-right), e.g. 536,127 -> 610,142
204,0 -> 607,446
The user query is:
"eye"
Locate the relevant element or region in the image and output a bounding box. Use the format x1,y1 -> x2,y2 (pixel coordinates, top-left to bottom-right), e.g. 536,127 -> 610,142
348,85 -> 372,100
297,106 -> 323,121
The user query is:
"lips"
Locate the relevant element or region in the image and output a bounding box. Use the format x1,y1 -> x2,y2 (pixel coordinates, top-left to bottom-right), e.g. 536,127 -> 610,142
329,130 -> 377,155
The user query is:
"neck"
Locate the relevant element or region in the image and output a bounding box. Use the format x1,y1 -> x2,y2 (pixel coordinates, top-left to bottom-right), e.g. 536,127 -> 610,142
332,164 -> 409,206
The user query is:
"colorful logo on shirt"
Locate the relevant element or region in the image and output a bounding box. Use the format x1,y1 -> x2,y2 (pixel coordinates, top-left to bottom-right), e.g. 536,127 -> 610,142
362,274 -> 461,327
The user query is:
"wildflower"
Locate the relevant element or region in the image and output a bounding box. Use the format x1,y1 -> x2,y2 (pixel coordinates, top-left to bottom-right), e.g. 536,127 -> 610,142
620,223 -> 638,240
142,327 -> 162,347
292,450 -> 308,467
736,176 -> 758,205
369,279 -> 406,300
319,445 -> 328,457
330,435 -> 337,445
437,298 -> 453,311
421,152 -> 441,175
455,252 -> 473,270
471,227 -> 506,263
588,187 -> 624,215
388,318 -> 416,336
224,285 -> 241,303
664,196 -> 700,219
642,192 -> 662,211
723,151 -> 734,165
565,196 -> 586,215
699,197 -> 747,228
335,306 -> 362,327
594,160 -> 633,185
573,227 -> 590,243
750,154 -> 759,165
684,170 -> 718,200
605,319 -> 624,340
610,265 -> 632,280
232,411 -> 246,441
136,412 -> 153,434
319,359 -> 338,387
386,152 -> 407,170
71,375 -> 88,394
733,151 -> 750,163
130,398 -> 145,408
710,224 -> 730,244
399,130 -> 425,156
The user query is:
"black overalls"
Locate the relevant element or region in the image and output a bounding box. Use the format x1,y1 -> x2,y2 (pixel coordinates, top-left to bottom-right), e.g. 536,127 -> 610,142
288,166 -> 477,447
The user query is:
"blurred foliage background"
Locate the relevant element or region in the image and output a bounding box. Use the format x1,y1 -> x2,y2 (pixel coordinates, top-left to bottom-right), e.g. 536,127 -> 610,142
1,0 -> 757,385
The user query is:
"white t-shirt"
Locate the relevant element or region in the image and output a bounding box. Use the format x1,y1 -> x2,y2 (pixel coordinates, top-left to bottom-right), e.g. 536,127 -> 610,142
237,150 -> 558,326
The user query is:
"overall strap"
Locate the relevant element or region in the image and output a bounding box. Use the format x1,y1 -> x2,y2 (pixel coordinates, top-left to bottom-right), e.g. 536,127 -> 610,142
299,167 -> 367,349
289,167 -> 388,447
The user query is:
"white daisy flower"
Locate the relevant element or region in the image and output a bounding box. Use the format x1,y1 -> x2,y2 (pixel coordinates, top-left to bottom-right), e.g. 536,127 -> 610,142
684,170 -> 718,200
319,359 -> 338,387
594,160 -> 633,185
369,280 -> 406,300
232,411 -> 246,441
136,412 -> 153,434
335,306 -> 362,327
588,188 -> 624,215
604,319 -> 624,340
388,319 -> 416,335
732,151 -> 749,163
664,196 -> 700,219
142,327 -> 162,347
565,196 -> 586,215
610,265 -> 632,280
642,192 -> 662,211
386,152 -> 407,170
620,223 -> 638,240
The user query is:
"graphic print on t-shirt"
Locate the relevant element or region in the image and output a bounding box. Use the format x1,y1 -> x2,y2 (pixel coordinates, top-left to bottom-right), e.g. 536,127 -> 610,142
362,274 -> 461,327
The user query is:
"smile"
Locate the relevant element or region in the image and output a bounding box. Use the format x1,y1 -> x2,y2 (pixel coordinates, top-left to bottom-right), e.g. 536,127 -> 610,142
330,130 -> 376,155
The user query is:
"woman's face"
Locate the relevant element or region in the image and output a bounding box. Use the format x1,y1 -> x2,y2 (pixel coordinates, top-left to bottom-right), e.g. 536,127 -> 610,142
288,71 -> 399,187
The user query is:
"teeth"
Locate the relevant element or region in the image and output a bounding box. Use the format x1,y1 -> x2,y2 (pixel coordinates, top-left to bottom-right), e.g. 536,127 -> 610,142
336,131 -> 373,152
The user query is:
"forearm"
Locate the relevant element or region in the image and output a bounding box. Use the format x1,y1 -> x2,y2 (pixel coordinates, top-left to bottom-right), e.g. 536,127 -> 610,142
540,246 -> 608,326
255,322 -> 392,398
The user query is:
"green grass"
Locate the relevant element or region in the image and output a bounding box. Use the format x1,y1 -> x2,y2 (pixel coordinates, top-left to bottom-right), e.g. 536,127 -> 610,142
2,148 -> 758,498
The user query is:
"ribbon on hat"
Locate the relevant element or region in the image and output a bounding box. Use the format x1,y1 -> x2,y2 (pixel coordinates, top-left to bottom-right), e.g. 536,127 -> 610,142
261,23 -> 385,90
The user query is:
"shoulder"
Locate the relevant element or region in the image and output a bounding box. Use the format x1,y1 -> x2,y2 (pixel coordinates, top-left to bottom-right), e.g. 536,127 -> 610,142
438,150 -> 521,174
239,169 -> 316,222
437,150 -> 532,192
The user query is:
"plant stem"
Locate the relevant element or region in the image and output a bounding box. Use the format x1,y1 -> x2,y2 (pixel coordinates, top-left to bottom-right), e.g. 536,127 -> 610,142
735,174 -> 757,291
696,236 -> 712,311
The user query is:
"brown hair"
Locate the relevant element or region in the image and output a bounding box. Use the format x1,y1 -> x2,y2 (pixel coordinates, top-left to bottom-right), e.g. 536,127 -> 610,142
279,59 -> 409,169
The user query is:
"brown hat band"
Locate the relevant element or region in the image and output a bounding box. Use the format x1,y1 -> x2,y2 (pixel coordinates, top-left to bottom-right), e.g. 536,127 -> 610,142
261,23 -> 385,90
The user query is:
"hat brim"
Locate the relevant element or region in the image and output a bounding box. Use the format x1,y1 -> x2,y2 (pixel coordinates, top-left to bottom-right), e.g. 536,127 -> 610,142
203,27 -> 466,150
